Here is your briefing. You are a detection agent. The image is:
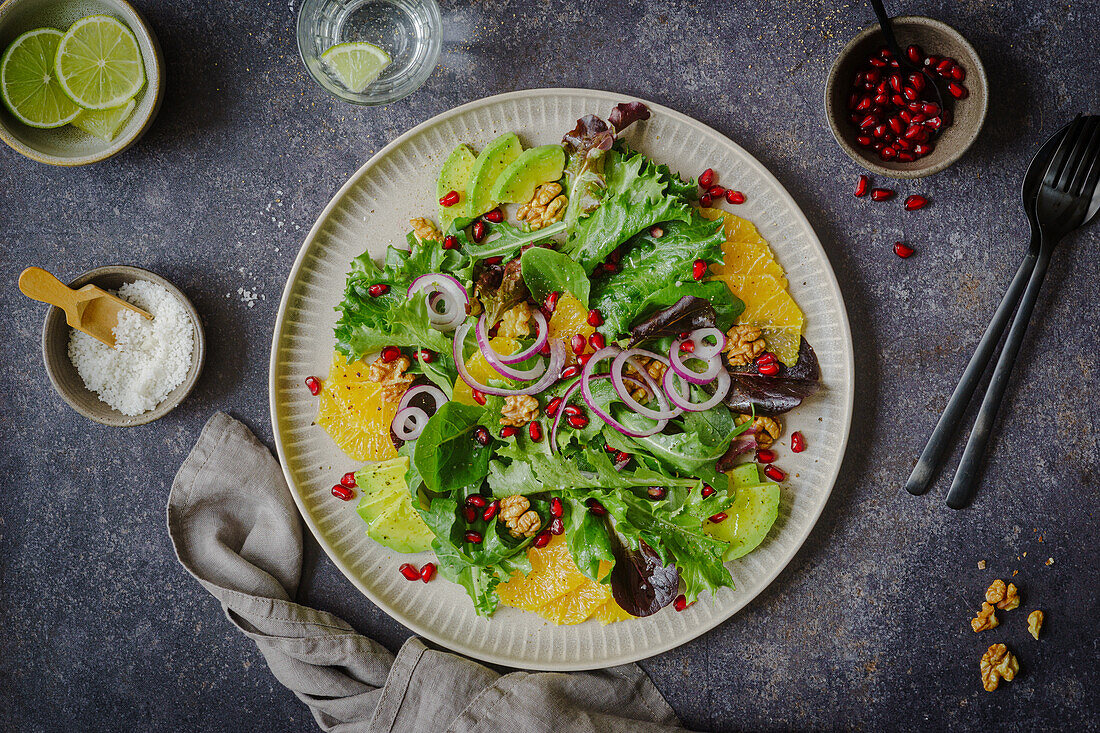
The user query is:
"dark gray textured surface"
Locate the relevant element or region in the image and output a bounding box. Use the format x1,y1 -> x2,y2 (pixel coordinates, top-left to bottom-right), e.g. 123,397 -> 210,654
2,1 -> 1098,730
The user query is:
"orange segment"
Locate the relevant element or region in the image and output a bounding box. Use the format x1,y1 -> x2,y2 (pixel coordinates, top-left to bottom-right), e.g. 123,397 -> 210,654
701,207 -> 788,288
593,599 -> 635,625
452,336 -> 520,405
317,352 -> 399,461
547,292 -> 594,343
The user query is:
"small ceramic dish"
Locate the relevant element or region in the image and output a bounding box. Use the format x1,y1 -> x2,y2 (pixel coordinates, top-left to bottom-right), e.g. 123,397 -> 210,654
41,266 -> 205,427
824,15 -> 988,178
0,0 -> 164,166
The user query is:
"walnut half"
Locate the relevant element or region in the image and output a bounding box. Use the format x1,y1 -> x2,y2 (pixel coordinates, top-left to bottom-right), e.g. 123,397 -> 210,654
724,324 -> 767,366
517,182 -> 567,230
367,355 -> 414,403
980,643 -> 1019,692
410,217 -> 442,244
499,494 -> 540,538
735,414 -> 782,449
1028,610 -> 1043,640
500,395 -> 539,427
986,579 -> 1020,611
970,602 -> 999,633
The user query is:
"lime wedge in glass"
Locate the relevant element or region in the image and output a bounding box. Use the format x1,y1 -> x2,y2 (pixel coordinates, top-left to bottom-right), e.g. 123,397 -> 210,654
320,42 -> 391,94
72,98 -> 135,141
0,28 -> 81,128
55,15 -> 145,110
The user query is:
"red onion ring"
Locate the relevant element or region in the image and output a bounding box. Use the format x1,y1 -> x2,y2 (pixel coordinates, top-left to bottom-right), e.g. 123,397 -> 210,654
582,347 -> 668,438
549,372 -> 647,453
668,341 -> 722,384
610,349 -> 682,421
408,273 -> 469,331
454,322 -> 566,396
686,327 -> 726,360
397,384 -> 447,412
392,406 -> 429,441
474,313 -> 549,380
662,367 -> 731,412
477,310 -> 549,365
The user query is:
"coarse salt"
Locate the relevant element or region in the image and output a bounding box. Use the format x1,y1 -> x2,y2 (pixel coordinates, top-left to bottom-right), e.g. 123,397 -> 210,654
67,280 -> 194,416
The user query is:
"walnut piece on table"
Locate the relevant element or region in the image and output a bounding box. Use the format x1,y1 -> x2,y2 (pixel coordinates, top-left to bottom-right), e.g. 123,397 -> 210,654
970,602 -> 999,633
499,495 -> 540,538
1028,610 -> 1043,640
410,217 -> 442,244
367,355 -> 414,402
497,302 -> 533,339
980,643 -> 1019,692
724,324 -> 767,366
517,182 -> 567,230
735,414 -> 782,449
500,394 -> 539,427
986,579 -> 1020,611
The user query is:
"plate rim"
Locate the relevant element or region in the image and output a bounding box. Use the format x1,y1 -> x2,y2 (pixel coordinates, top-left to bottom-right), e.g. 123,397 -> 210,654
269,87 -> 855,670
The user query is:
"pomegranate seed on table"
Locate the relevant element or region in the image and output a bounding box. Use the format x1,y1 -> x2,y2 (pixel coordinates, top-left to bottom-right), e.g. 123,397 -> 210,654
763,464 -> 786,482
340,472 -> 357,488
463,506 -> 477,523
709,512 -> 728,523
589,333 -> 605,350
701,484 -> 715,498
699,193 -> 713,207
647,486 -> 667,500
439,190 -> 460,207
674,594 -> 689,612
442,235 -> 458,250
466,494 -> 487,508
570,333 -> 587,355
367,283 -> 389,297
756,448 -> 777,463
549,518 -> 564,535
560,365 -> 580,380
471,389 -> 486,405
305,376 -> 321,395
904,195 -> 929,210
870,188 -> 895,201
692,259 -> 708,280
698,168 -> 715,188
331,484 -> 354,501
757,361 -> 780,376
533,530 -> 552,548
483,207 -> 503,223
528,421 -> 542,442
791,431 -> 806,453
464,531 -> 483,544
501,425 -> 518,438
545,396 -> 563,417
419,563 -> 436,582
649,225 -> 664,238
550,497 -> 564,518
567,414 -> 589,429
725,190 -> 745,205
471,220 -> 487,243
399,563 -> 421,581
586,309 -> 603,326
381,345 -> 401,362
894,241 -> 915,258
482,501 -> 500,521
948,82 -> 969,99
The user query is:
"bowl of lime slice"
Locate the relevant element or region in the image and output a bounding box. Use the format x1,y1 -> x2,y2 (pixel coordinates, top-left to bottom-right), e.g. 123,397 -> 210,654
0,0 -> 163,166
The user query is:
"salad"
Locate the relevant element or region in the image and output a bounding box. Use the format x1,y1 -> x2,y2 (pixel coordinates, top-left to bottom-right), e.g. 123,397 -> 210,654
311,102 -> 822,622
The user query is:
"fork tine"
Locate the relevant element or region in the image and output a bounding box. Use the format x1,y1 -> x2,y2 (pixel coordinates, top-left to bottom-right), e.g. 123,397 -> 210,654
1043,114 -> 1085,190
1057,116 -> 1100,193
1078,126 -> 1100,211
1066,116 -> 1100,197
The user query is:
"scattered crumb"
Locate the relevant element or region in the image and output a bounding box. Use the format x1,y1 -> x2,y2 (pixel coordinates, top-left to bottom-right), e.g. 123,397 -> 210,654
977,560 -> 986,570
1046,557 -> 1054,566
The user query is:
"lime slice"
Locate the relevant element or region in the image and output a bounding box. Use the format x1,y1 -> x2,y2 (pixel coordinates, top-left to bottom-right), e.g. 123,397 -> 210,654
55,15 -> 145,110
0,28 -> 81,128
320,42 -> 390,93
72,98 -> 135,141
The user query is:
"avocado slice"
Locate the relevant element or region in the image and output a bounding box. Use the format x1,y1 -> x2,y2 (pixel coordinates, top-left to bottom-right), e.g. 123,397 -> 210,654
703,482 -> 780,561
465,133 -> 523,219
489,144 -> 566,204
438,144 -> 477,231
726,462 -> 762,489
355,457 -> 434,554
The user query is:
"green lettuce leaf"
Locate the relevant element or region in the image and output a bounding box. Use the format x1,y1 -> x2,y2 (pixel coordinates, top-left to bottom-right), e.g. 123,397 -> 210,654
520,246 -> 590,307
413,402 -> 492,495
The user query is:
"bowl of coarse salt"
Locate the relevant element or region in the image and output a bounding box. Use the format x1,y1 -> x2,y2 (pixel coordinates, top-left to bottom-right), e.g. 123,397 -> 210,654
41,265 -> 205,426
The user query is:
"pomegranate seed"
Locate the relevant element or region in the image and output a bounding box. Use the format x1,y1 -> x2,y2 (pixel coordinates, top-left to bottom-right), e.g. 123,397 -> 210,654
903,124 -> 923,140
472,220 -> 487,243
791,431 -> 806,453
466,494 -> 487,508
912,143 -> 933,156
567,414 -> 589,429
463,506 -> 477,523
709,512 -> 728,523
865,69 -> 880,84
482,500 -> 500,521
484,256 -> 504,266
870,188 -> 894,201
924,54 -> 939,68
880,146 -> 897,161
856,135 -> 873,147
533,530 -> 552,548
758,361 -> 780,376
897,152 -> 916,162
587,499 -> 607,516
379,345 -> 400,363
399,563 -> 421,581
895,137 -> 912,151
464,531 -> 483,544
756,448 -> 777,463
903,86 -> 919,102
894,241 -> 915,258
698,168 -> 715,188
550,497 -> 564,517
545,397 -> 563,417
899,109 -> 912,123
855,96 -> 872,112
471,389 -> 486,405
890,93 -> 906,107
858,114 -> 877,129
906,44 -> 924,64
528,421 -> 542,442
888,74 -> 901,93
563,404 -> 583,418
589,332 -> 606,350
615,451 -> 630,464
647,486 -> 667,499
649,225 -> 665,238
419,563 -> 436,582
439,190 -> 460,207
680,340 -> 695,354
935,58 -> 954,74
484,208 -> 503,223
701,484 -> 715,498
305,376 -> 322,395
947,82 -> 968,99
472,426 -> 491,446
331,484 -> 354,501
570,334 -> 586,356
501,425 -> 518,438
872,123 -> 888,139
879,46 -> 892,58
904,195 -> 929,211
340,472 -> 357,488
699,193 -> 713,207
549,517 -> 564,535
755,352 -> 778,366
674,594 -> 689,612
708,185 -> 726,198
587,309 -> 603,327
872,93 -> 888,106
538,341 -> 552,356
692,259 -> 708,280
442,235 -> 458,250
855,176 -> 870,199
868,56 -> 886,67
763,464 -> 786,482
725,190 -> 745,205
367,283 -> 389,297
888,116 -> 904,134
848,91 -> 860,110
544,290 -> 560,313
950,65 -> 966,81
416,349 -> 434,363
921,101 -> 940,116
605,443 -> 616,452
908,73 -> 925,91
560,364 -> 581,380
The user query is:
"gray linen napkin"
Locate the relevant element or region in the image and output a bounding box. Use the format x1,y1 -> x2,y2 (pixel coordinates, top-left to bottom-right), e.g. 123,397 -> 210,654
168,412 -> 687,733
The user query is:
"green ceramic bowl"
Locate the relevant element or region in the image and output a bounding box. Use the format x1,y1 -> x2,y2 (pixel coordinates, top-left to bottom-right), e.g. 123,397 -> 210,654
0,0 -> 163,166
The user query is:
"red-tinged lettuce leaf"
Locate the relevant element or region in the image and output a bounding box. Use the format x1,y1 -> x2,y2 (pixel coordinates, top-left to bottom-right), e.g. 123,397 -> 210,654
608,101 -> 651,131
722,338 -> 821,416
715,433 -> 758,473
469,258 -> 528,325
609,538 -> 680,617
630,295 -> 717,344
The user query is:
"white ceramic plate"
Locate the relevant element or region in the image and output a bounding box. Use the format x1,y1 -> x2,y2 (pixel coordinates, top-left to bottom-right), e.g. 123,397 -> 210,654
270,89 -> 854,671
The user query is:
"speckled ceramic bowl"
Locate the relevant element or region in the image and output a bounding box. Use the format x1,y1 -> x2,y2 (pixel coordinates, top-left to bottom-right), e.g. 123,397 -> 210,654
41,266 -> 205,427
0,0 -> 164,166
825,16 -> 988,178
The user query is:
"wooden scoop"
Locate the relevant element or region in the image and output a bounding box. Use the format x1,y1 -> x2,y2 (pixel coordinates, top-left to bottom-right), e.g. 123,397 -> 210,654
19,267 -> 152,348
